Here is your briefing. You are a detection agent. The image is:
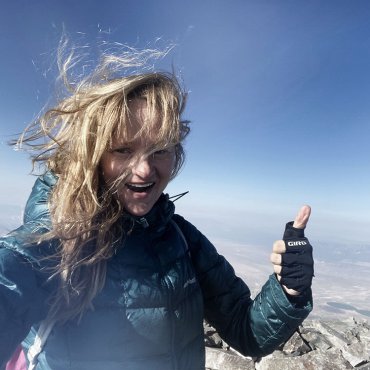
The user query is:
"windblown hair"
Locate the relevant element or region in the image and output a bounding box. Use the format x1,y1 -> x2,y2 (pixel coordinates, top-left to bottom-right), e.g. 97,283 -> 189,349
17,44 -> 190,323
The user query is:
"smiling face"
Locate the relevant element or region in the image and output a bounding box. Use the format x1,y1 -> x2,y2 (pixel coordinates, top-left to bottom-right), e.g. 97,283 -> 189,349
100,98 -> 176,216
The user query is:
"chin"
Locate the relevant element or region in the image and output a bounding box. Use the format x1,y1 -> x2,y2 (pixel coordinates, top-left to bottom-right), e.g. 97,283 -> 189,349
121,190 -> 162,216
124,203 -> 153,217
131,210 -> 149,217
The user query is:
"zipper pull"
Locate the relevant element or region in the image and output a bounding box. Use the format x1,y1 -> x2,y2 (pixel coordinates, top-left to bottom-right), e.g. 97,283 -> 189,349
137,217 -> 149,228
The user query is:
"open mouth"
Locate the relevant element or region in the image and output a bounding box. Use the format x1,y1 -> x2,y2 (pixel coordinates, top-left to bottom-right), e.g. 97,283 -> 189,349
126,182 -> 155,193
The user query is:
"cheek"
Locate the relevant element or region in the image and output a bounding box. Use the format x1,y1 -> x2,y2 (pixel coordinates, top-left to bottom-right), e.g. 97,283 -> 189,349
100,154 -> 129,183
159,157 -> 176,180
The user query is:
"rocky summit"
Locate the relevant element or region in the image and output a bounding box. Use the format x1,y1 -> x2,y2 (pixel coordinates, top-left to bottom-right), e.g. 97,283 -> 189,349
204,317 -> 370,370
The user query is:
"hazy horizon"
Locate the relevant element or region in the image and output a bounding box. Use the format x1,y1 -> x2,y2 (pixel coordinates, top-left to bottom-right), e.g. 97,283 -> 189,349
1,202 -> 369,322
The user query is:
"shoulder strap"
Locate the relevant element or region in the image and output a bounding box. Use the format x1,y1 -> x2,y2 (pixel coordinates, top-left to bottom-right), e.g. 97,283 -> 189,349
171,220 -> 191,258
27,319 -> 55,370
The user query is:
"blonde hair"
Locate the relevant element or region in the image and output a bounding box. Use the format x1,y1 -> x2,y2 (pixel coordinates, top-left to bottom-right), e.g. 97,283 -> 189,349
17,44 -> 190,323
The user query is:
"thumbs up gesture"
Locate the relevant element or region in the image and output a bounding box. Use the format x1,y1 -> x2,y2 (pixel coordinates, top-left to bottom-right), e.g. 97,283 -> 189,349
270,205 -> 314,296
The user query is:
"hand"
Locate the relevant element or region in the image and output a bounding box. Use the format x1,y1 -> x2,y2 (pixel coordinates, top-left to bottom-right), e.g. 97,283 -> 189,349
270,205 -> 313,296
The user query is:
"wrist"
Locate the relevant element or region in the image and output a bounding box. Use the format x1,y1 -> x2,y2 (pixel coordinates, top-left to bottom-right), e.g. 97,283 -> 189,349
285,289 -> 311,308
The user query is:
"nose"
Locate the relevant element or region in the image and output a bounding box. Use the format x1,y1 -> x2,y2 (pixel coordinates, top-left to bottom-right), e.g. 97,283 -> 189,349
131,155 -> 154,178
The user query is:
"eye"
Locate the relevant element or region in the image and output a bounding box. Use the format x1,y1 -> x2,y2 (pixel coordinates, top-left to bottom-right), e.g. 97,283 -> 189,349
113,147 -> 133,158
155,149 -> 169,155
152,147 -> 174,159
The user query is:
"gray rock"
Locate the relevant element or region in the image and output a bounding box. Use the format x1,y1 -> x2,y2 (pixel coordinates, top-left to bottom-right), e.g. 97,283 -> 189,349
255,348 -> 353,370
204,317 -> 370,369
308,320 -> 370,367
357,363 -> 370,370
299,326 -> 332,351
282,330 -> 311,356
205,347 -> 254,370
204,321 -> 229,350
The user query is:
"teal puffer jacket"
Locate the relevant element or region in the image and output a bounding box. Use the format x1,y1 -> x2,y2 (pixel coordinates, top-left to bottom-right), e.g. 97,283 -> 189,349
0,173 -> 312,369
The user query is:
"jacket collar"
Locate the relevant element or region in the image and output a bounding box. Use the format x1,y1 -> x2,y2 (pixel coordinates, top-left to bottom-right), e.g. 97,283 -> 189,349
121,193 -> 175,235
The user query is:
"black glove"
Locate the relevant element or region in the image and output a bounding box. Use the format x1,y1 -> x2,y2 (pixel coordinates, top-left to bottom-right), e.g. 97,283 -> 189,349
280,221 -> 314,294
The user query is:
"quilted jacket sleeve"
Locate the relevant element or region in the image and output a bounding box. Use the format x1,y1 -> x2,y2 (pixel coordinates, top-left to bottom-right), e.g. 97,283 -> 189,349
173,214 -> 312,357
0,246 -> 50,366
0,172 -> 56,367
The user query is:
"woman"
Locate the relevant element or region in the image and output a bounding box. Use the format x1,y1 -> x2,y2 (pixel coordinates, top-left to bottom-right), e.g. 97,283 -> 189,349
0,48 -> 313,369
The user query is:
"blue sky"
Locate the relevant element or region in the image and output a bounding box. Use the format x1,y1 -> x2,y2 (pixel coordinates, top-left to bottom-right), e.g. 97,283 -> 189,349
1,0 -> 370,250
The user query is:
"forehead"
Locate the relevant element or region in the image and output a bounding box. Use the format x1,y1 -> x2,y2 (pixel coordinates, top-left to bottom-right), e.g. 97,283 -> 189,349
127,98 -> 152,124
112,98 -> 161,146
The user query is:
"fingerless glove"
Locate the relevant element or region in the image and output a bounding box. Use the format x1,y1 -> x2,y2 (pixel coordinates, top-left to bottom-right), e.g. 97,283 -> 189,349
280,221 -> 314,293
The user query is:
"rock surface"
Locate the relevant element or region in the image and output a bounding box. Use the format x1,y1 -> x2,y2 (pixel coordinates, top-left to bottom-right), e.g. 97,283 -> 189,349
205,317 -> 370,370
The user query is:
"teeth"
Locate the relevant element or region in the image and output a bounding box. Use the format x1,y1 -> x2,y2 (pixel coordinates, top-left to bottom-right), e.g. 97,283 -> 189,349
128,182 -> 154,188
126,182 -> 155,192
